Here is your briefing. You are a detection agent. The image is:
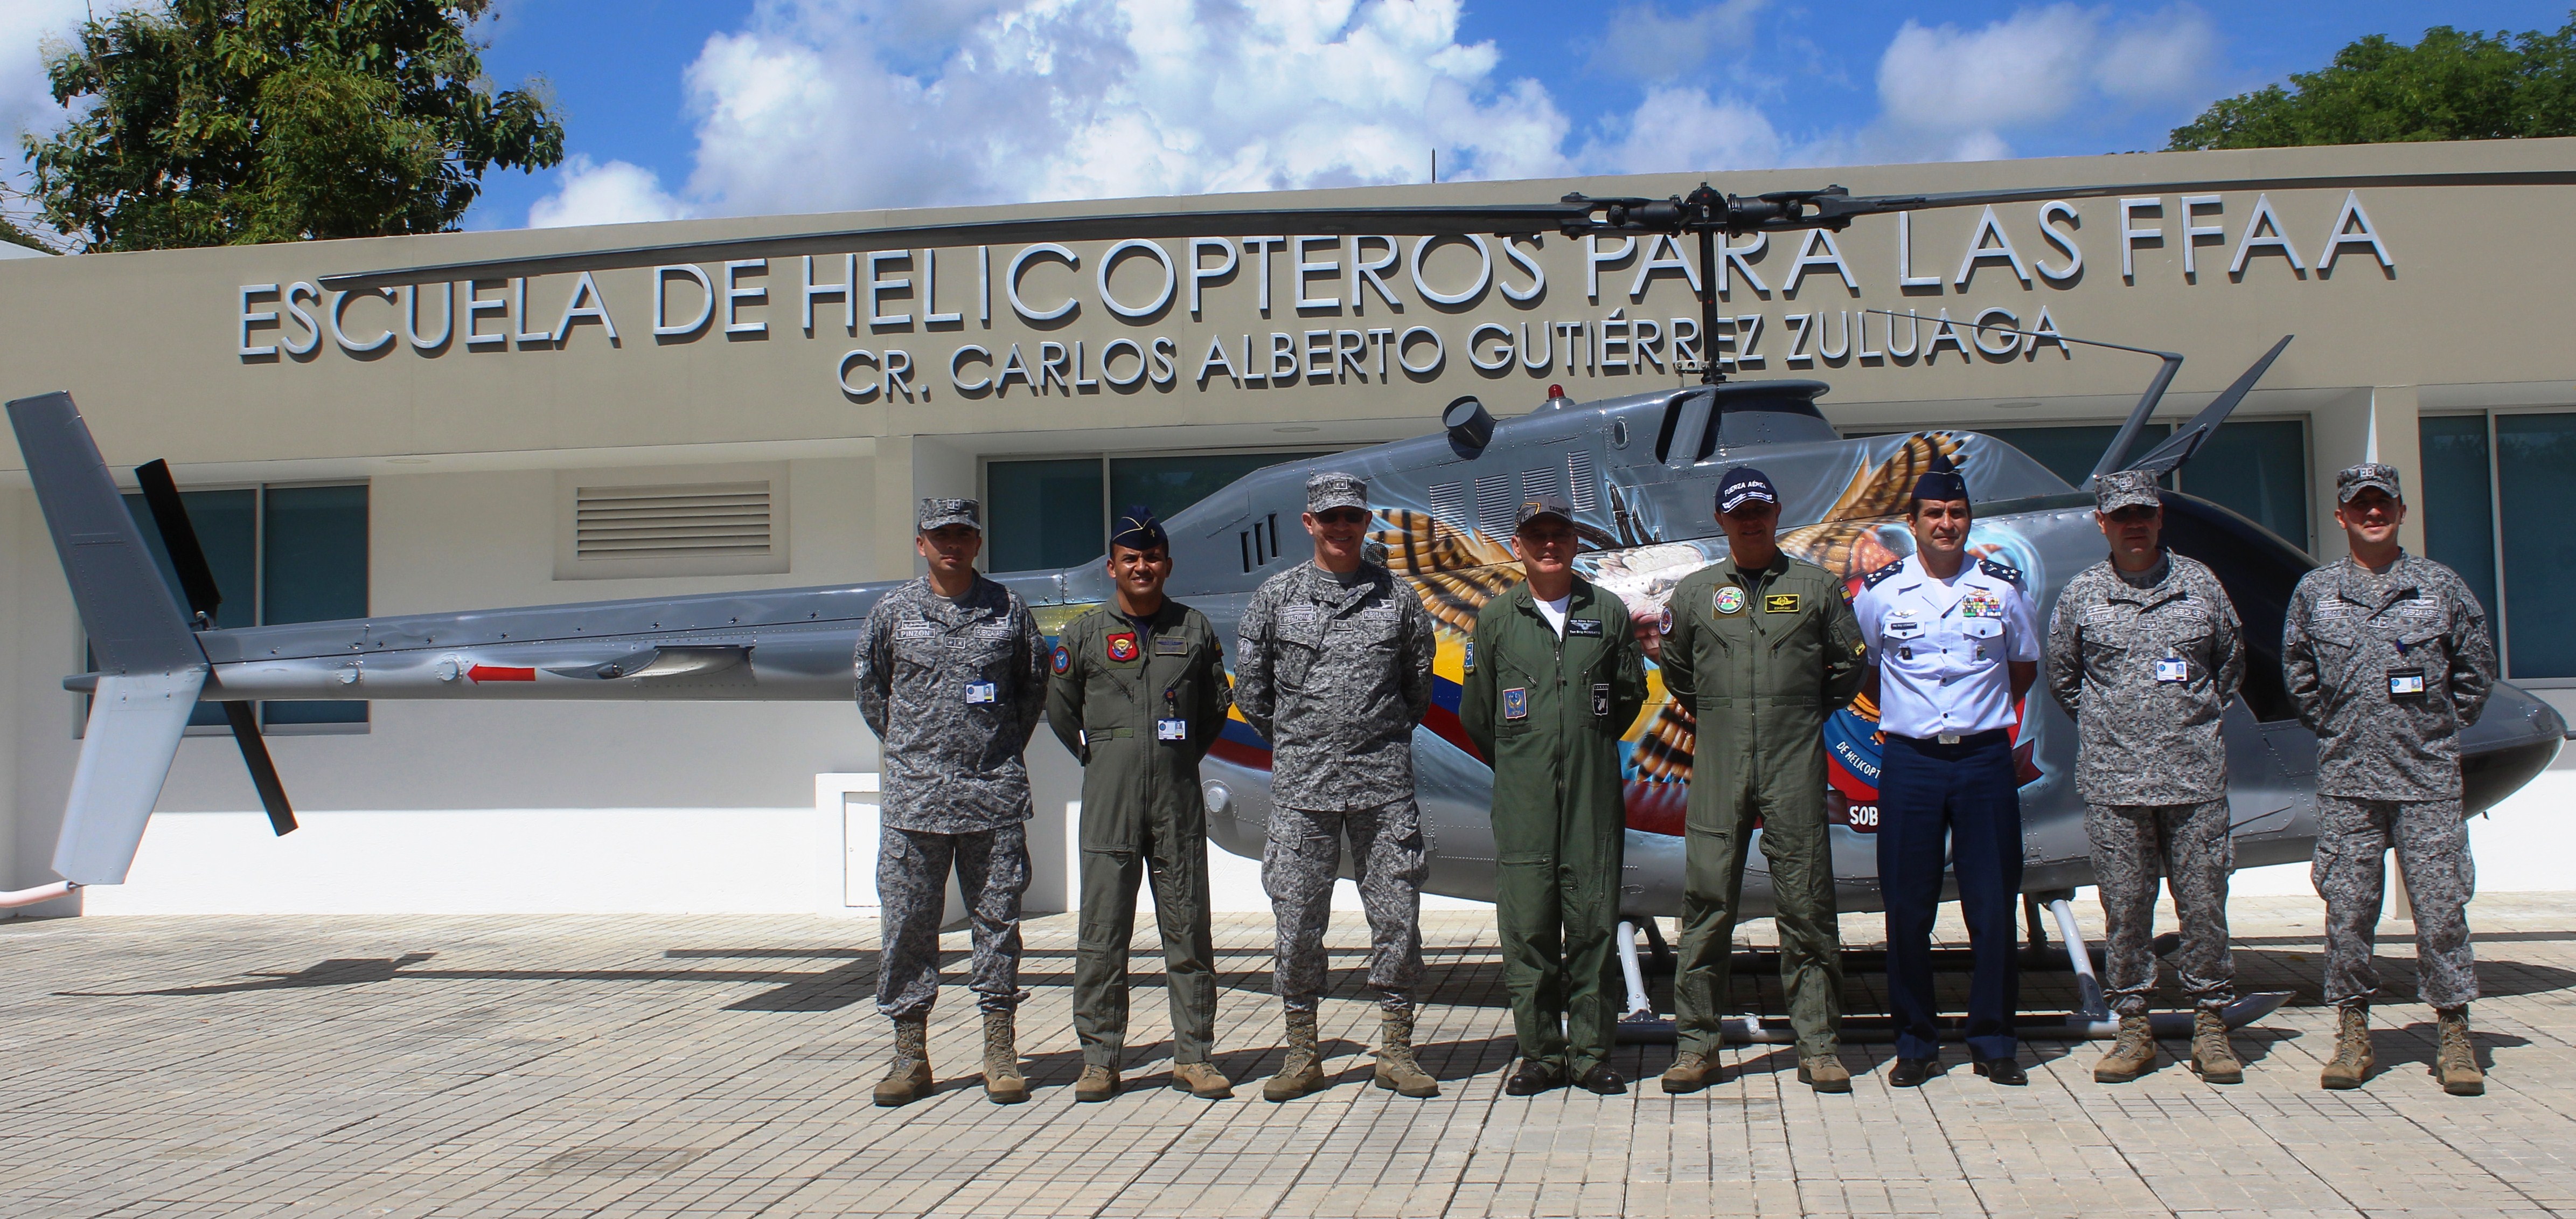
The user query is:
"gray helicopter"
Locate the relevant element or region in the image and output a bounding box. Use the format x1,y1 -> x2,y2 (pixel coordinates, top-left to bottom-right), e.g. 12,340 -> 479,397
10,169 -> 2570,1043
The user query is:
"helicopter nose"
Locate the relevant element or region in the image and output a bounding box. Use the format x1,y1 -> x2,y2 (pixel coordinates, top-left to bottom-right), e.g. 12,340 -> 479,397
2459,682 -> 2569,815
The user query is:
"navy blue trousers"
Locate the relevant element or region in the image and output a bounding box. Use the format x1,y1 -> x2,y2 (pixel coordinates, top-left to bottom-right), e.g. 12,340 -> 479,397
1876,731 -> 2023,1062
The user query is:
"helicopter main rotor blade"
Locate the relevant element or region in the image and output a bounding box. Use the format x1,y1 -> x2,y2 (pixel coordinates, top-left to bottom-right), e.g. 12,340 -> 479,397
1726,168 -> 2576,233
321,167 -> 2576,293
318,202 -> 1595,293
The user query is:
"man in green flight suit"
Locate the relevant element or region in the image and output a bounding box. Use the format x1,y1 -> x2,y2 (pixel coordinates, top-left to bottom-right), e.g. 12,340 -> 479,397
1659,467 -> 1869,1094
1460,493 -> 1649,1096
1046,505 -> 1237,1104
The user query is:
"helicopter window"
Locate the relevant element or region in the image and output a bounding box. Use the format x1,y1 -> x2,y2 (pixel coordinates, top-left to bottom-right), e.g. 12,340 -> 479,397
2157,493 -> 2312,723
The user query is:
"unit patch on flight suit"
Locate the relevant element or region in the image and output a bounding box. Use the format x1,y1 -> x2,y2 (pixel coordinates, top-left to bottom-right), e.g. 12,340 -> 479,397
1502,688 -> 1529,720
1051,644 -> 1071,675
1713,586 -> 1747,615
1764,593 -> 1800,614
1106,632 -> 1139,662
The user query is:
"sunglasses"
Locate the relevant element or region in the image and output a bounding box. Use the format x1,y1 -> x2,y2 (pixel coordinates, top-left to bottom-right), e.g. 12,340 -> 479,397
1313,508 -> 1370,525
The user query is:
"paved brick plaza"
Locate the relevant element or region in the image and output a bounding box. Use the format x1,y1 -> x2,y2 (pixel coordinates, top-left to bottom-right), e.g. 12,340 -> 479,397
1,895 -> 2571,1217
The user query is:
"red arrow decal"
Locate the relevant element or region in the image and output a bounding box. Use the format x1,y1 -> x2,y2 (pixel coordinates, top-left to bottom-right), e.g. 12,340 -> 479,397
467,665 -> 535,683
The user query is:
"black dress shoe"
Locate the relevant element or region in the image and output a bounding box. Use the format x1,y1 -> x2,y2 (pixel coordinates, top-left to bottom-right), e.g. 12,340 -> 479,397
1576,1065 -> 1627,1096
1973,1057 -> 2028,1086
1888,1056 -> 1941,1088
1504,1060 -> 1565,1096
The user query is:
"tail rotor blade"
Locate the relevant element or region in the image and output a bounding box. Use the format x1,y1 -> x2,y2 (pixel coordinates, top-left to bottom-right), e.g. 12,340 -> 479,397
219,702 -> 297,836
133,459 -> 223,626
2122,336 -> 2296,479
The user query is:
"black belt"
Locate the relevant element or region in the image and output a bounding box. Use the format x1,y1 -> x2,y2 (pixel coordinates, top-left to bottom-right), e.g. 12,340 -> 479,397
1889,728 -> 2009,749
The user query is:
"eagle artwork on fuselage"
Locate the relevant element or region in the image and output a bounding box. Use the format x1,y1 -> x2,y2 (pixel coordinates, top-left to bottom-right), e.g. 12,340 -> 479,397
1162,410 -> 2067,922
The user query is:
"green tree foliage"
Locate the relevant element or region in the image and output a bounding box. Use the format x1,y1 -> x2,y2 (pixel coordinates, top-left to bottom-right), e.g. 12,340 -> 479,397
23,0 -> 566,251
2170,16 -> 2576,150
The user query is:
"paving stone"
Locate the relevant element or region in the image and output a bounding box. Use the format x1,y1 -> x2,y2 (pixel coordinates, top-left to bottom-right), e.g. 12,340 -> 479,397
0,895 -> 2571,1216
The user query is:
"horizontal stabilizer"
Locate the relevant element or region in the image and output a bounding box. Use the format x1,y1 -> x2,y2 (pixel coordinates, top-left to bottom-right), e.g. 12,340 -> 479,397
55,669 -> 206,886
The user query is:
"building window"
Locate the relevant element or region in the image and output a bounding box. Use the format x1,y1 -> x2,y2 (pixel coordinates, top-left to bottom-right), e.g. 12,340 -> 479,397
2420,411 -> 2576,682
984,450 -> 1332,572
2427,410 -> 2576,682
1977,420 -> 2312,552
116,482 -> 370,730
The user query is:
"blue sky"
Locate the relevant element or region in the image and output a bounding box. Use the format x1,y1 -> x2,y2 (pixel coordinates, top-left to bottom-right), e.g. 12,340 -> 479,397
6,1 -> 2572,237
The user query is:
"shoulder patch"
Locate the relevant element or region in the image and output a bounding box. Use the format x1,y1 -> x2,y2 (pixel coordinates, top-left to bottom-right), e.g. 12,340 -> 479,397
1861,560 -> 1906,590
1050,644 -> 1072,675
1977,556 -> 2025,587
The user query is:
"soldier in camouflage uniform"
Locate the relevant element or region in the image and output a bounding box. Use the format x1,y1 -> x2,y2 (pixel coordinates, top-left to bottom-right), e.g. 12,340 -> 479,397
1234,471 -> 1442,1102
1047,506 -> 1237,1104
855,498 -> 1049,1106
2285,463 -> 2496,1095
2043,469 -> 2249,1086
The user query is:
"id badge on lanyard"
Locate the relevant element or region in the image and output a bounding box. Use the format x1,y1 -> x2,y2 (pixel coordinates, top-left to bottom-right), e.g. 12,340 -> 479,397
965,681 -> 998,705
2154,655 -> 2188,683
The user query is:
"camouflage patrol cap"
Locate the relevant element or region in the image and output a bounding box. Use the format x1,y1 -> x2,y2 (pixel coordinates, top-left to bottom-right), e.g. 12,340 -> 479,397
2093,469 -> 2162,514
1305,471 -> 1369,514
917,497 -> 981,532
2337,462 -> 2403,503
1514,491 -> 1576,530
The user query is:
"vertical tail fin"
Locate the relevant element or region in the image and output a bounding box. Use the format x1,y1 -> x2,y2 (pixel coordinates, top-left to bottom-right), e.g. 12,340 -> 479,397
8,393 -> 209,885
8,393 -> 201,673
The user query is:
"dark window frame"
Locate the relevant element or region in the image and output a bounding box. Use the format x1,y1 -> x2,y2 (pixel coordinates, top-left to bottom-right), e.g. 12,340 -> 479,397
83,479 -> 372,737
978,446 -> 1343,572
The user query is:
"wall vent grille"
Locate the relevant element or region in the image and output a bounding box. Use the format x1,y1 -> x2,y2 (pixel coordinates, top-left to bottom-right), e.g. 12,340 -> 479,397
575,481 -> 772,559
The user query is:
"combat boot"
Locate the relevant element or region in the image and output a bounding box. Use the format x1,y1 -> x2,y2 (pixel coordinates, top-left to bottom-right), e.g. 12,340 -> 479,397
872,1014 -> 934,1107
1171,1062 -> 1234,1099
2094,1014 -> 2159,1083
1263,1010 -> 1327,1102
1073,1064 -> 1119,1103
981,1010 -> 1028,1104
2320,1005 -> 2375,1090
1798,1054 -> 1852,1093
2435,1007 -> 2484,1096
2190,1009 -> 2245,1085
1659,1051 -> 1718,1094
1374,1007 -> 1440,1098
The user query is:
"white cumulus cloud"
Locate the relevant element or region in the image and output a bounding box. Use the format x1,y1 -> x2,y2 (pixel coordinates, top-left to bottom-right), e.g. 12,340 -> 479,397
670,0 -> 1575,217
1575,85 -> 1797,176
1586,0 -> 1767,81
528,155 -> 695,228
1869,3 -> 2218,162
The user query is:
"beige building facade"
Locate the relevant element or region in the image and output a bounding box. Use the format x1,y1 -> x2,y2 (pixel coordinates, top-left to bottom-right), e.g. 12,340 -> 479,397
4,137 -> 2571,915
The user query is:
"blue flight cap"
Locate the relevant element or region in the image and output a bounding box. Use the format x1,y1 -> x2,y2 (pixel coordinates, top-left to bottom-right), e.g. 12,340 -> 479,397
1910,446 -> 1968,503
1109,504 -> 1169,552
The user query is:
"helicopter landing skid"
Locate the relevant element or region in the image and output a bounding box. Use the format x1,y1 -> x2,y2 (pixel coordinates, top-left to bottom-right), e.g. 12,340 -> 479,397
1611,906 -> 2294,1044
